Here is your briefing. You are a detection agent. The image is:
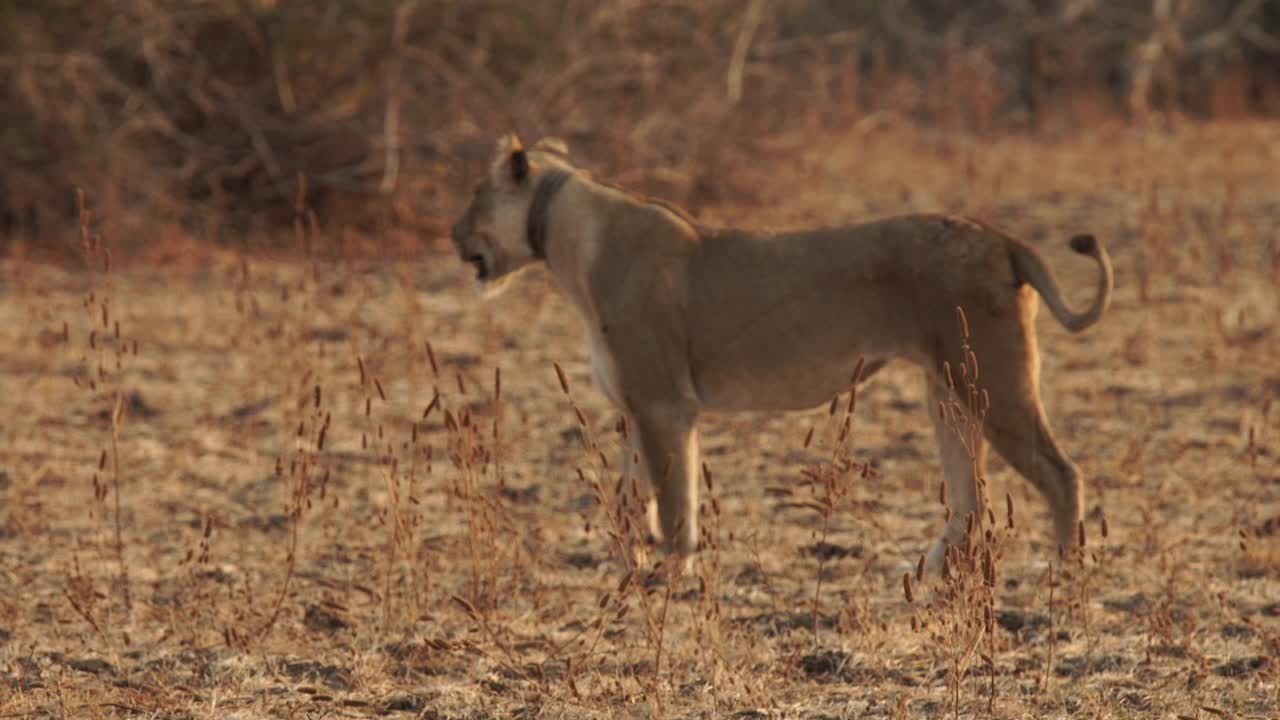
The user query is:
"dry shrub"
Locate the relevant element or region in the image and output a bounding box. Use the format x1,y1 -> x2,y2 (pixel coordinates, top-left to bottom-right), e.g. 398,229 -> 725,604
2,0 -> 1278,257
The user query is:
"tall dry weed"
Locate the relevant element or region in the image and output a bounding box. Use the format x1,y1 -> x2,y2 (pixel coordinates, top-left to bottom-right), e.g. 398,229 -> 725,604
64,190 -> 135,641
904,307 -> 1016,718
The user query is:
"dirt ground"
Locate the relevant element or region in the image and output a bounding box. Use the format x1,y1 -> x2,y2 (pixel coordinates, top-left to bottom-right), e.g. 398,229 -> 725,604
1,121 -> 1278,719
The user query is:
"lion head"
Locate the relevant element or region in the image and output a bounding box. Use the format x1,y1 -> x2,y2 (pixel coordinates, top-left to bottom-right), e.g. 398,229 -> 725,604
450,134 -> 571,294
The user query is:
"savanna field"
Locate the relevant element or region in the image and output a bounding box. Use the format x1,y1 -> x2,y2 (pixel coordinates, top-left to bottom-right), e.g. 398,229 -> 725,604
1,122 -> 1279,719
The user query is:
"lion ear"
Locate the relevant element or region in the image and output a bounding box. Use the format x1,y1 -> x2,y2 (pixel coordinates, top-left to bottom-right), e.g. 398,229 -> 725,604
495,133 -> 523,156
494,134 -> 529,183
492,133 -> 535,183
510,146 -> 529,183
532,136 -> 570,157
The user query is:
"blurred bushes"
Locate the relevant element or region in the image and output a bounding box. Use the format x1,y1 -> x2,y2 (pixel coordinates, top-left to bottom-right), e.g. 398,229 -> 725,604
1,0 -> 1277,250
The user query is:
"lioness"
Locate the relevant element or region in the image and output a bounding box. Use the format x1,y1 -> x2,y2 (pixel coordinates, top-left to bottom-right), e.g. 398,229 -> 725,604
450,134 -> 1112,572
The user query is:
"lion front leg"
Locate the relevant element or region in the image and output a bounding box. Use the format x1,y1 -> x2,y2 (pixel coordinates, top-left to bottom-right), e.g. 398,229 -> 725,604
618,414 -> 664,545
630,401 -> 701,560
591,287 -> 699,566
924,380 -> 990,574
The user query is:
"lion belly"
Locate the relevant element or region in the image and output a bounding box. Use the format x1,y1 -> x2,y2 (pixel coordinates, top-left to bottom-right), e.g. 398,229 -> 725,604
691,297 -> 911,412
692,362 -> 869,412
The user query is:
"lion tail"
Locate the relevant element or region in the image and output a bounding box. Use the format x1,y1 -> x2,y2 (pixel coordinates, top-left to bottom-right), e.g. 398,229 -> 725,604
1009,234 -> 1113,333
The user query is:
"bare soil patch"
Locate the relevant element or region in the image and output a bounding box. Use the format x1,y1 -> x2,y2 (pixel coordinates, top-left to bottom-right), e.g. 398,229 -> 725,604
1,122 -> 1277,718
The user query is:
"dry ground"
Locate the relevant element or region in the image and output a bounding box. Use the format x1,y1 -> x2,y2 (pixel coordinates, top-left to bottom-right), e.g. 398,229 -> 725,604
1,121 -> 1278,719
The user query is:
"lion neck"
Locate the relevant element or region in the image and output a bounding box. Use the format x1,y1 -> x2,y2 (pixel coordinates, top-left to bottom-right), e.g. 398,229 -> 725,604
533,171 -> 628,315
526,168 -> 572,261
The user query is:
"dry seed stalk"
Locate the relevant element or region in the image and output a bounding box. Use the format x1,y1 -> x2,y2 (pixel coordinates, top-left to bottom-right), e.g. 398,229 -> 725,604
909,308 -> 1012,717
552,366 -> 676,699
800,363 -> 867,646
72,190 -> 133,619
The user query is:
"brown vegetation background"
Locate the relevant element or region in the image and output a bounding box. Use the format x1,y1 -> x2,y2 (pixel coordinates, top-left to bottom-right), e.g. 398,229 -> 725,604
1,2 -> 1279,719
3,0 -> 1280,252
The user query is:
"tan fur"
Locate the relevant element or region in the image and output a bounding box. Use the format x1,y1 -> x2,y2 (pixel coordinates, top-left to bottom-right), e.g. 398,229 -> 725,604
451,134 -> 1114,572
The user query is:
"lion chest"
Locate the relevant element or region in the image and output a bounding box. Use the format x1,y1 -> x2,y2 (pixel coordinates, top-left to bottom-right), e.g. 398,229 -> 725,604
587,325 -> 624,408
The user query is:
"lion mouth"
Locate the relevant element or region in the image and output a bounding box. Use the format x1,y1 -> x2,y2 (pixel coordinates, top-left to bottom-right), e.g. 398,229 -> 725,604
466,255 -> 489,280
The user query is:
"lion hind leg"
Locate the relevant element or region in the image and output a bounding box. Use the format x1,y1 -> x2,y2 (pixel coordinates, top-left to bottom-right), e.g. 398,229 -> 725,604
972,331 -> 1084,556
936,306 -> 1084,561
983,399 -> 1083,557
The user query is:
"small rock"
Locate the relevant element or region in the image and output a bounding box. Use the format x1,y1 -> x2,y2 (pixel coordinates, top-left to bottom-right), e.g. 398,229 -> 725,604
1215,655 -> 1270,677
281,660 -> 353,691
229,397 -> 274,420
996,609 -> 1049,635
304,604 -> 351,634
799,649 -> 850,679
1053,654 -> 1127,678
796,649 -> 881,683
563,552 -> 598,569
66,658 -> 115,675
305,327 -> 349,343
499,484 -> 540,505
800,542 -> 862,560
383,694 -> 424,713
1220,622 -> 1254,639
96,391 -> 159,422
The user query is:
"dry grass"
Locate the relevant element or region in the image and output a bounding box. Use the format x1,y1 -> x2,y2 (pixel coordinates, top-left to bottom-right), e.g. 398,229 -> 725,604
1,121 -> 1278,719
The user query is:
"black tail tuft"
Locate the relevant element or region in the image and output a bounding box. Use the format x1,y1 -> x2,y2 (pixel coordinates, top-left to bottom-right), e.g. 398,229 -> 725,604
1069,234 -> 1096,255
